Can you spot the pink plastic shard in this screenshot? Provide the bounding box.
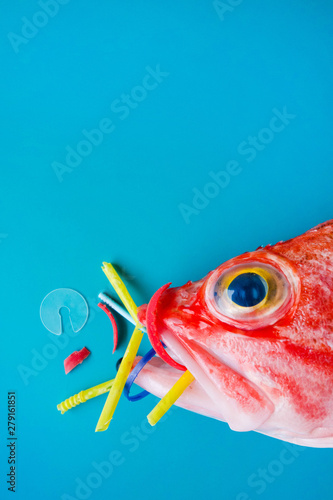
[64,347,90,374]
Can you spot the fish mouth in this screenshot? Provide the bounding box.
[137,287,230,422]
[134,330,274,431]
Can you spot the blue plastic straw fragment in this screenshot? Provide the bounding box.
[124,347,156,401]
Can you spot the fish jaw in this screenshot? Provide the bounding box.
[134,327,274,432]
[163,330,274,432]
[133,355,226,422]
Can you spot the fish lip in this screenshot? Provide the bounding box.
[145,282,187,371]
[203,250,301,330]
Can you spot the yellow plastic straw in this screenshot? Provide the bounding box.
[96,325,143,432]
[101,262,138,323]
[147,370,195,426]
[95,262,144,431]
[57,379,114,414]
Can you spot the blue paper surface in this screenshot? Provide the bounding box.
[1,1,333,499]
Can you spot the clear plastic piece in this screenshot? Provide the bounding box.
[40,288,89,335]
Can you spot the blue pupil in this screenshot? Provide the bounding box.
[227,272,267,307]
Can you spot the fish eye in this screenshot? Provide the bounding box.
[226,272,268,307]
[206,261,296,330]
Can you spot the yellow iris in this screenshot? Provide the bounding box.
[216,267,272,310]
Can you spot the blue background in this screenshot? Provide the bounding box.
[1,1,333,499]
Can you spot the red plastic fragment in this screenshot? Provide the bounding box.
[146,283,186,371]
[64,347,90,374]
[98,302,119,353]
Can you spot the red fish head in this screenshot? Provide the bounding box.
[136,220,333,447]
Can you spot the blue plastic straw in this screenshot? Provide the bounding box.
[124,347,156,401]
